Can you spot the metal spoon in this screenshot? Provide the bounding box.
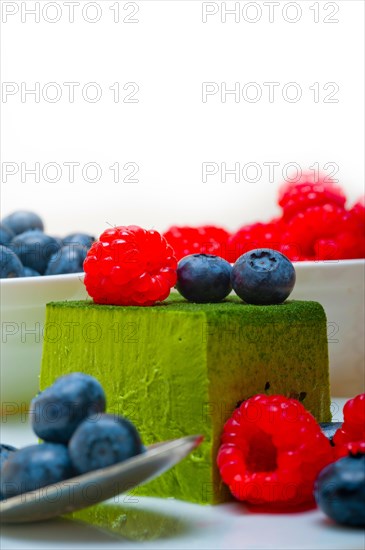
[0,434,203,524]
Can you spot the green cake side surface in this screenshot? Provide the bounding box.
[39,296,331,505]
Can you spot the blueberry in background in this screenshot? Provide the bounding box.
[69,414,144,474]
[0,443,74,499]
[315,454,365,527]
[176,253,232,303]
[31,372,106,443]
[2,210,44,235]
[45,244,88,275]
[0,224,15,247]
[53,236,64,250]
[63,233,95,250]
[10,230,61,274]
[23,266,41,277]
[231,248,296,305]
[0,444,17,468]
[319,422,343,446]
[0,444,18,500]
[0,245,25,278]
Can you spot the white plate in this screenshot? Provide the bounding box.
[1,400,363,550]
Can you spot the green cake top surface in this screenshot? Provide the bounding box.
[47,293,326,324]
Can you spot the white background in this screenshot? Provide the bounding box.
[1,0,364,238]
[1,7,364,548]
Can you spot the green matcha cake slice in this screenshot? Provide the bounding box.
[40,295,331,504]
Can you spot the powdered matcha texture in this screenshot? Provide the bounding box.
[40,295,331,504]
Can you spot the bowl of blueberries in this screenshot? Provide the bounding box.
[0,211,92,407]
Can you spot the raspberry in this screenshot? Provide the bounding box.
[335,441,365,460]
[227,219,284,263]
[343,393,365,428]
[84,225,177,306]
[313,232,365,261]
[163,225,229,261]
[349,196,365,232]
[278,174,347,221]
[281,204,350,259]
[333,394,365,457]
[217,394,334,507]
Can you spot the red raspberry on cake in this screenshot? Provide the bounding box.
[217,394,334,507]
[83,225,177,306]
[163,225,229,261]
[333,394,365,458]
[278,173,347,221]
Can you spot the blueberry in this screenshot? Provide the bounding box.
[23,266,41,277]
[53,236,64,249]
[45,244,87,275]
[10,230,61,274]
[176,254,232,303]
[0,444,17,468]
[63,233,95,250]
[2,211,44,235]
[69,414,143,474]
[0,444,18,500]
[231,248,296,305]
[0,245,24,278]
[31,373,106,444]
[0,224,15,247]
[315,454,365,527]
[319,422,343,446]
[0,443,74,499]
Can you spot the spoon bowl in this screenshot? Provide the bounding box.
[0,434,203,524]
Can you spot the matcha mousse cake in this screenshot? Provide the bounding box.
[40,294,331,504]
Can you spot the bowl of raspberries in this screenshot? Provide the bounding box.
[162,174,364,263]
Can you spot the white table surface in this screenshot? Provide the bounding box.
[1,399,364,550]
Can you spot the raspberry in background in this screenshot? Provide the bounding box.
[163,225,230,261]
[278,175,364,260]
[227,219,284,263]
[84,225,177,306]
[349,196,365,231]
[163,180,364,262]
[280,204,351,260]
[314,231,365,261]
[333,394,365,458]
[217,394,334,507]
[278,173,347,221]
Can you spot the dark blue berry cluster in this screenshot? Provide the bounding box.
[0,211,94,278]
[0,373,143,500]
[175,249,296,305]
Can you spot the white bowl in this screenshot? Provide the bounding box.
[1,260,364,410]
[291,259,365,397]
[0,273,88,411]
